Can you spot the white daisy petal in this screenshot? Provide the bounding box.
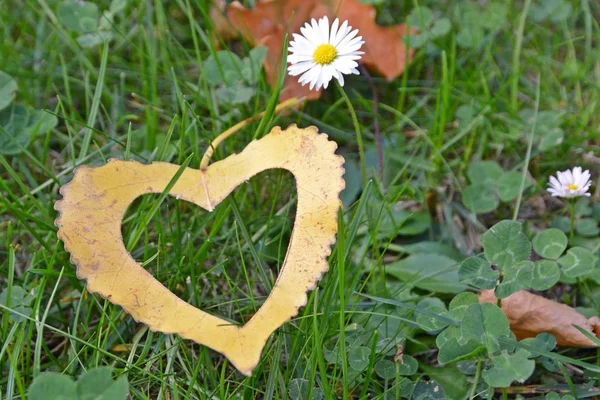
[336,29,360,49]
[310,18,319,31]
[329,18,339,44]
[549,176,561,189]
[338,39,365,54]
[291,34,314,50]
[337,73,344,86]
[288,54,313,63]
[557,171,568,186]
[287,16,364,91]
[317,16,328,43]
[579,170,591,186]
[547,166,593,199]
[302,22,319,44]
[288,61,315,76]
[313,65,324,90]
[566,169,574,184]
[337,55,362,64]
[332,20,349,46]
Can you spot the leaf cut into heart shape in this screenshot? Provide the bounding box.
[221,0,414,100]
[55,125,344,376]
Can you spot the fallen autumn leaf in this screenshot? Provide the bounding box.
[479,289,600,347]
[223,0,414,99]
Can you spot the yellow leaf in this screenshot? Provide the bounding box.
[55,125,344,375]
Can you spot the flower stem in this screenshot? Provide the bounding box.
[336,81,367,187]
[569,199,576,242]
[360,65,383,179]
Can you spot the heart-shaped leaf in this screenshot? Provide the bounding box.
[369,197,431,238]
[28,367,128,400]
[558,246,596,278]
[546,394,575,400]
[0,104,58,155]
[495,171,530,202]
[288,378,323,400]
[461,303,511,354]
[374,359,396,379]
[482,349,535,388]
[448,292,479,320]
[462,184,499,214]
[348,346,371,372]
[75,367,128,400]
[385,254,466,294]
[77,31,113,48]
[530,0,572,23]
[242,46,267,84]
[0,70,17,111]
[0,285,34,322]
[468,161,504,186]
[533,228,568,259]
[482,220,531,269]
[55,125,344,376]
[412,380,447,400]
[28,373,77,400]
[204,50,244,86]
[436,325,460,350]
[57,0,99,33]
[458,256,498,289]
[520,333,556,354]
[538,128,564,150]
[531,260,561,290]
[416,298,450,332]
[495,261,534,299]
[437,337,486,364]
[575,218,600,237]
[398,354,418,375]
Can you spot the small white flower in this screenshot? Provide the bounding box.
[547,166,592,198]
[287,16,364,90]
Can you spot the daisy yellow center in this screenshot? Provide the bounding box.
[313,44,337,65]
[567,184,579,191]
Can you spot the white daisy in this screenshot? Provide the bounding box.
[287,16,364,91]
[547,166,592,198]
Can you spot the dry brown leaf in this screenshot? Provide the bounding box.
[209,0,240,43]
[327,0,415,81]
[225,0,414,100]
[55,125,344,376]
[479,290,600,347]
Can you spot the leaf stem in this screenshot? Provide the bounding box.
[200,97,304,170]
[336,81,367,187]
[469,360,482,399]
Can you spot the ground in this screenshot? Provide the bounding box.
[0,0,599,399]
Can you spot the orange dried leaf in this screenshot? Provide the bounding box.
[209,0,240,43]
[225,0,414,100]
[329,0,415,81]
[479,290,600,347]
[55,125,345,376]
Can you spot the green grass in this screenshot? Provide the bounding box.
[1,0,600,399]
